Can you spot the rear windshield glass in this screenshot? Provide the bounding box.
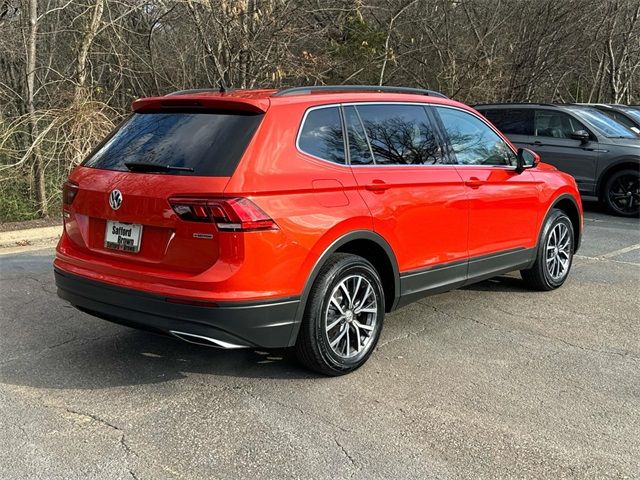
[619,107,640,123]
[83,111,263,176]
[481,109,534,136]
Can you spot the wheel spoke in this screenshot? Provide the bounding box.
[559,226,568,243]
[326,315,345,331]
[354,320,373,332]
[330,327,347,348]
[357,307,377,314]
[345,326,350,356]
[559,257,568,271]
[361,285,373,304]
[354,324,362,352]
[330,296,346,315]
[352,276,362,306]
[339,281,352,307]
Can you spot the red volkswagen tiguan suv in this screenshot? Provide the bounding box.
[55,85,583,375]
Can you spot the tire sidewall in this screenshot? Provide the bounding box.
[309,258,385,373]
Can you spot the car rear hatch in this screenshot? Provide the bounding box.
[61,96,268,276]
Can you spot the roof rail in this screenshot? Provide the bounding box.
[473,102,560,108]
[273,85,448,99]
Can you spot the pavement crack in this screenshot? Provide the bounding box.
[64,407,122,431]
[334,438,358,475]
[121,434,138,458]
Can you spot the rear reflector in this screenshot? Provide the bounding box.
[168,197,277,232]
[63,180,79,205]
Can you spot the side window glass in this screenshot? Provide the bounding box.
[298,107,345,164]
[436,107,516,166]
[355,104,443,165]
[534,110,586,139]
[343,106,374,165]
[482,109,534,135]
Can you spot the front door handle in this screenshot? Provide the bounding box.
[533,141,545,146]
[464,177,483,188]
[365,180,391,192]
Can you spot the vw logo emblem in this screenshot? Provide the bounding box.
[109,189,123,210]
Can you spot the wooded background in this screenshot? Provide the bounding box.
[1,0,639,221]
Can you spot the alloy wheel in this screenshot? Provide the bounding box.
[608,173,639,215]
[324,274,378,359]
[545,222,571,281]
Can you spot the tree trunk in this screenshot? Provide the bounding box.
[74,0,104,103]
[26,0,47,217]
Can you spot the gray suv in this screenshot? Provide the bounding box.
[475,103,640,216]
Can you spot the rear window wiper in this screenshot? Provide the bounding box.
[124,162,194,173]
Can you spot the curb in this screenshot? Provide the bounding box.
[0,225,62,251]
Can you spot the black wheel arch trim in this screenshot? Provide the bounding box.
[287,230,400,346]
[595,158,640,197]
[527,193,582,269]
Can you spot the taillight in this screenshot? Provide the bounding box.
[168,197,278,232]
[63,180,79,205]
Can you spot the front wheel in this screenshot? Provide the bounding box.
[521,209,574,291]
[295,253,385,376]
[602,169,639,217]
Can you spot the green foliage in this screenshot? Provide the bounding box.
[0,179,39,222]
[329,15,386,84]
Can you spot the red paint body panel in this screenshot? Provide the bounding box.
[454,168,540,257]
[350,165,468,270]
[55,89,583,308]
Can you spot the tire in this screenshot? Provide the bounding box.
[521,209,574,291]
[295,253,385,376]
[602,168,640,217]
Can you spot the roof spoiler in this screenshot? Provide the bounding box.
[132,95,268,114]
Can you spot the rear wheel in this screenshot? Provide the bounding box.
[295,253,384,376]
[521,209,574,291]
[602,169,639,217]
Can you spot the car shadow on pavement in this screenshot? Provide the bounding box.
[0,320,316,391]
[461,274,532,293]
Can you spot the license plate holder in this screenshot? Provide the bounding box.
[104,221,143,253]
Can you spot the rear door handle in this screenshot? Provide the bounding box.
[365,180,391,192]
[464,177,483,189]
[533,141,545,146]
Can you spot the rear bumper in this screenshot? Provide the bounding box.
[54,268,300,348]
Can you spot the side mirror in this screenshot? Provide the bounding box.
[570,130,590,143]
[516,148,540,174]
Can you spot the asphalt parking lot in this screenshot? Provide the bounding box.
[1,202,638,479]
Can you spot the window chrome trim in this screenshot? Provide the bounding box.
[295,101,517,169]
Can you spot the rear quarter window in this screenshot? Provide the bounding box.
[297,107,345,164]
[481,109,534,135]
[83,111,263,176]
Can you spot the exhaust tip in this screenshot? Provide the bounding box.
[169,330,248,349]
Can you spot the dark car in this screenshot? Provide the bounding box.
[585,104,640,136]
[475,103,640,216]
